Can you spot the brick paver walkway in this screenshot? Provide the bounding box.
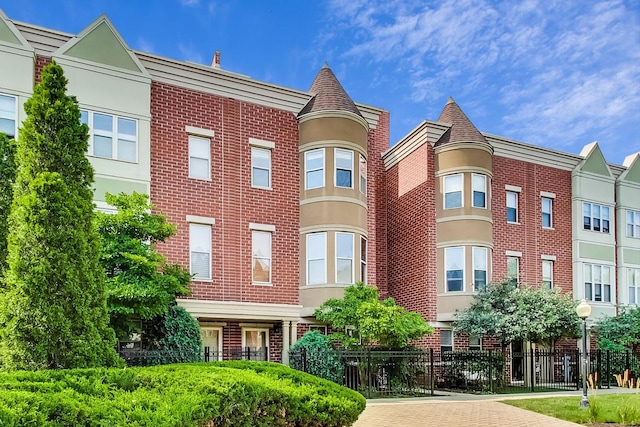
[353,399,580,427]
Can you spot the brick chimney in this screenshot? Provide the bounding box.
[211,51,221,69]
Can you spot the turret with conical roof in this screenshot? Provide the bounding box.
[434,98,494,323]
[297,64,369,317]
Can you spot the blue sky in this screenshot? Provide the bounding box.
[3,0,639,165]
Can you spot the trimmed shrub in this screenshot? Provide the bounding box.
[0,361,366,426]
[141,305,203,365]
[289,331,343,383]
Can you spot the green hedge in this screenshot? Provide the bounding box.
[0,361,366,426]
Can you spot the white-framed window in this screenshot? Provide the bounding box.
[584,264,611,303]
[542,197,553,228]
[628,268,640,305]
[627,210,640,238]
[469,334,482,351]
[507,192,518,223]
[252,230,271,284]
[188,135,211,180]
[202,327,223,362]
[336,232,354,284]
[0,94,17,138]
[472,174,487,208]
[473,247,488,292]
[542,260,553,289]
[335,149,353,188]
[359,154,367,195]
[360,236,367,283]
[583,202,610,233]
[444,174,463,209]
[251,147,271,189]
[190,223,211,280]
[309,325,328,335]
[242,328,269,361]
[440,330,453,353]
[306,232,326,285]
[445,246,464,292]
[80,110,137,162]
[507,256,519,285]
[305,149,324,190]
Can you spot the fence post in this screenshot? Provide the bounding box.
[626,350,631,374]
[367,349,372,399]
[596,349,601,389]
[430,348,435,396]
[488,349,493,393]
[606,350,610,389]
[530,349,535,392]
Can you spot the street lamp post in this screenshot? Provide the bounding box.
[576,298,592,408]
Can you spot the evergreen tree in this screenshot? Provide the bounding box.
[0,61,121,370]
[0,133,16,273]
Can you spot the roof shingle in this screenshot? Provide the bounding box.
[298,63,363,118]
[435,97,487,147]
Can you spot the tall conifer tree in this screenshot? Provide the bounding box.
[0,61,121,370]
[0,133,16,273]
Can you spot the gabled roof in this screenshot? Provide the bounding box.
[0,8,33,51]
[618,152,640,183]
[575,142,613,178]
[298,63,363,118]
[434,97,487,147]
[53,14,148,75]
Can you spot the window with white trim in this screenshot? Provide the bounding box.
[507,256,519,285]
[80,110,137,162]
[0,94,16,138]
[627,210,640,238]
[189,135,211,179]
[472,174,486,208]
[335,149,353,188]
[190,223,211,280]
[359,154,367,195]
[542,260,553,289]
[251,147,271,188]
[444,174,463,208]
[336,232,354,284]
[542,197,553,228]
[305,149,324,190]
[252,230,271,284]
[242,328,269,360]
[469,334,481,351]
[473,247,488,292]
[360,236,367,283]
[584,264,611,303]
[628,268,640,305]
[507,192,518,223]
[583,202,610,233]
[440,330,453,353]
[306,232,326,284]
[309,325,328,335]
[445,247,464,292]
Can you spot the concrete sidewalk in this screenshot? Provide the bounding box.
[353,388,639,427]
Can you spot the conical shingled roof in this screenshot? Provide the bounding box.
[434,97,487,147]
[298,63,363,118]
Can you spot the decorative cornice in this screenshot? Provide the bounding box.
[299,140,367,157]
[436,241,494,249]
[177,299,302,321]
[435,166,493,178]
[299,224,368,237]
[436,215,493,224]
[434,140,493,155]
[300,196,367,210]
[298,110,369,132]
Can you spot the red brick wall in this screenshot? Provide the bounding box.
[150,82,300,305]
[386,141,437,324]
[492,156,573,294]
[368,112,390,297]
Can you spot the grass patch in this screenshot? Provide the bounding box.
[503,393,640,425]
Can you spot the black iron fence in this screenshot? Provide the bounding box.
[118,347,269,366]
[289,347,640,398]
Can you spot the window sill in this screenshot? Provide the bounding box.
[251,185,272,190]
[542,226,555,230]
[192,278,213,283]
[507,221,520,225]
[252,282,273,287]
[188,176,213,182]
[89,154,139,165]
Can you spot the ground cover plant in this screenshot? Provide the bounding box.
[503,393,640,425]
[0,361,366,426]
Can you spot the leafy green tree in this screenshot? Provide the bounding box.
[454,280,579,350]
[314,282,434,349]
[0,133,16,273]
[595,307,640,353]
[95,192,191,340]
[0,61,121,370]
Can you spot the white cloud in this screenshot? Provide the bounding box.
[136,37,154,54]
[178,43,204,64]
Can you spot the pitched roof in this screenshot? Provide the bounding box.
[434,97,487,147]
[298,63,363,118]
